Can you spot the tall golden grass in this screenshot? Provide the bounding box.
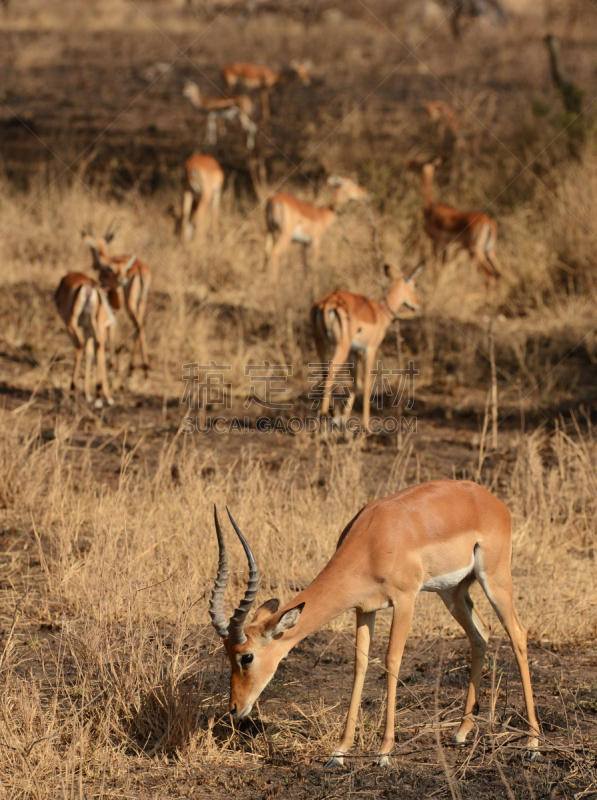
[1,0,597,795]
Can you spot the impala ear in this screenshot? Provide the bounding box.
[124,253,136,273]
[384,263,399,279]
[252,598,279,624]
[264,603,304,641]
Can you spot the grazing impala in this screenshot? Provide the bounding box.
[264,177,369,281]
[182,81,257,150]
[176,154,224,242]
[82,227,152,376]
[408,157,501,286]
[311,264,423,429]
[54,272,116,408]
[221,60,312,120]
[209,490,539,767]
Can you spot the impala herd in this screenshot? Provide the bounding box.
[50,61,541,767]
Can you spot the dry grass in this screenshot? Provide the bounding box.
[1,0,597,796]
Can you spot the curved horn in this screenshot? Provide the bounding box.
[226,507,259,646]
[209,506,230,639]
[406,262,425,283]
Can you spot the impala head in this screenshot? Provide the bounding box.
[289,59,313,86]
[407,156,442,182]
[210,507,304,719]
[82,224,119,263]
[95,253,136,288]
[385,263,424,314]
[327,175,370,207]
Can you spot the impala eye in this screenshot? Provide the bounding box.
[240,653,254,667]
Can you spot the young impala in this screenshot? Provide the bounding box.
[209,484,540,767]
[176,154,224,242]
[82,227,152,376]
[54,272,116,408]
[221,60,312,121]
[408,157,501,286]
[311,264,423,429]
[182,81,257,150]
[264,176,369,281]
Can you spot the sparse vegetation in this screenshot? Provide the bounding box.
[0,0,596,797]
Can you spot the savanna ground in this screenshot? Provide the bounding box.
[1,0,597,797]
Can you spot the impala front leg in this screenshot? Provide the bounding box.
[377,594,415,767]
[327,610,375,768]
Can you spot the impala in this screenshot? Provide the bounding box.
[54,272,116,408]
[311,263,423,429]
[82,227,152,376]
[182,81,257,150]
[264,177,369,281]
[424,100,459,138]
[221,60,312,121]
[209,485,540,767]
[408,157,501,286]
[176,154,225,242]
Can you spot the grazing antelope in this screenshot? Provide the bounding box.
[54,272,116,408]
[221,60,312,121]
[408,157,501,286]
[182,81,257,150]
[311,264,423,430]
[175,154,224,242]
[264,177,369,281]
[82,227,152,376]
[209,490,539,767]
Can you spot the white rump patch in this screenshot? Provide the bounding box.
[420,552,475,593]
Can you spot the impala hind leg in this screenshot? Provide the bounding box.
[439,579,491,745]
[320,343,351,421]
[326,610,376,768]
[181,189,196,241]
[476,554,539,750]
[377,593,416,766]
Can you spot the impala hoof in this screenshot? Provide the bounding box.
[106,397,115,407]
[524,743,541,762]
[93,398,103,409]
[325,754,344,769]
[85,394,93,404]
[376,754,390,768]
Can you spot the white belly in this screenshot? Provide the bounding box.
[420,553,474,593]
[292,224,312,244]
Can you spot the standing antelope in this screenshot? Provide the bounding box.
[177,154,224,242]
[311,264,423,429]
[82,227,152,376]
[408,157,500,286]
[54,272,116,408]
[265,177,369,282]
[209,488,539,767]
[182,81,257,150]
[221,60,312,121]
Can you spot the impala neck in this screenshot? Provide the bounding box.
[384,281,409,320]
[275,555,363,651]
[421,166,435,206]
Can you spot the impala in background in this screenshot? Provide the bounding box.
[264,175,369,281]
[221,60,312,120]
[82,226,152,376]
[408,157,501,286]
[183,81,257,150]
[54,272,116,408]
[311,263,423,430]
